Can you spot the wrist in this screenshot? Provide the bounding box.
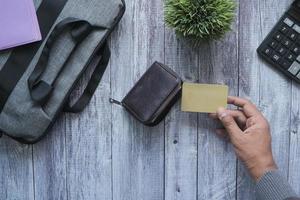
[248,156,277,182]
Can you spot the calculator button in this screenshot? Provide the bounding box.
[297,72,300,80]
[280,59,291,69]
[279,25,289,34]
[297,55,300,62]
[274,33,283,41]
[269,40,278,49]
[288,61,300,75]
[286,53,296,62]
[277,46,287,55]
[284,18,295,27]
[263,47,272,56]
[271,53,281,62]
[282,38,292,48]
[293,24,300,34]
[288,31,298,41]
[292,45,300,55]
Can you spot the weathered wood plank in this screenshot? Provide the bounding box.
[33,14,113,200]
[197,12,239,200]
[1,1,298,200]
[33,118,67,200]
[258,0,292,181]
[110,0,165,199]
[237,0,262,199]
[63,65,113,199]
[288,0,300,194]
[164,34,198,200]
[238,1,293,199]
[289,82,300,194]
[33,24,115,200]
[0,139,34,200]
[33,43,113,200]
[289,11,300,190]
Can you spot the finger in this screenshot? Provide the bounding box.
[227,110,247,127]
[217,107,243,139]
[227,96,260,117]
[243,123,262,134]
[210,110,247,128]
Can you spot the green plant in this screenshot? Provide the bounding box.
[165,0,236,42]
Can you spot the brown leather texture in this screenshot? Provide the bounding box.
[122,62,182,125]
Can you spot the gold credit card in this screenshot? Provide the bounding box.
[181,83,228,113]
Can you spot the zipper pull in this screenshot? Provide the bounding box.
[109,98,123,106]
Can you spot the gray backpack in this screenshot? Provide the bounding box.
[0,0,125,143]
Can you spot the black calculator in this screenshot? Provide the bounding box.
[257,0,300,83]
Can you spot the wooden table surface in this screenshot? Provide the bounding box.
[1,0,299,199]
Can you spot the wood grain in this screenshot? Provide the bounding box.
[32,25,113,200]
[33,119,67,200]
[259,0,292,179]
[64,67,113,200]
[238,1,294,199]
[0,139,34,200]
[32,3,113,200]
[196,4,239,199]
[289,82,300,194]
[237,0,262,199]
[110,0,165,199]
[1,0,300,199]
[289,1,300,194]
[164,30,198,200]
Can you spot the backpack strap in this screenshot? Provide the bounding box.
[28,18,106,105]
[63,41,110,113]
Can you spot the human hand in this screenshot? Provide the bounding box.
[209,96,277,181]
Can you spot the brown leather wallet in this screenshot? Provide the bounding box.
[110,61,182,126]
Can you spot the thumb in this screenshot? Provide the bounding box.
[217,107,243,138]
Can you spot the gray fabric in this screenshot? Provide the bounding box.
[0,50,10,70]
[0,0,124,142]
[256,170,298,200]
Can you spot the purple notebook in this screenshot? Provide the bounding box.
[0,0,41,50]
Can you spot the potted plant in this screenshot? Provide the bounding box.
[165,0,236,42]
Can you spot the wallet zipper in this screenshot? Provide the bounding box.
[109,98,123,106]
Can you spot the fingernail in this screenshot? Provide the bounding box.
[217,107,227,119]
